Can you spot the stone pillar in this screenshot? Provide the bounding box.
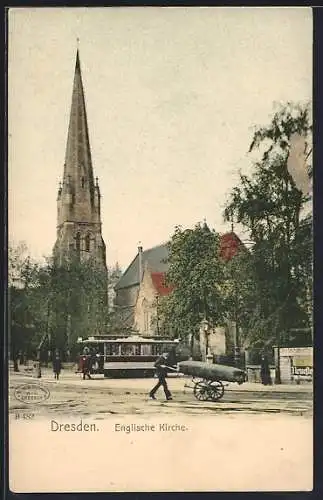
[273,346,281,384]
[200,319,209,362]
[206,352,213,364]
[245,348,249,381]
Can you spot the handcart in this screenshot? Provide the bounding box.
[184,377,227,402]
[178,360,246,403]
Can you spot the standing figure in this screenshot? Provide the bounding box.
[149,349,177,401]
[18,350,24,365]
[53,351,62,380]
[81,354,92,380]
[260,354,272,386]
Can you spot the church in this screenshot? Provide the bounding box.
[114,243,169,331]
[114,231,244,344]
[50,50,108,351]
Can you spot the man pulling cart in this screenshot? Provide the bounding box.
[149,348,178,401]
[148,344,246,402]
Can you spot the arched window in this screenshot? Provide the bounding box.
[85,233,91,252]
[75,233,81,254]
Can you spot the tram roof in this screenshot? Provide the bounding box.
[77,335,179,344]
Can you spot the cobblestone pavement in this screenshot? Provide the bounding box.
[9,370,313,419]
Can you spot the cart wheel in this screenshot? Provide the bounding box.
[208,380,224,401]
[193,381,209,401]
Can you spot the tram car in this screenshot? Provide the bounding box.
[76,335,184,378]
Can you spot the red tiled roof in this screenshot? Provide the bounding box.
[219,232,244,261]
[151,272,173,296]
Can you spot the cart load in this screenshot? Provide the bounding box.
[178,360,246,384]
[178,360,246,402]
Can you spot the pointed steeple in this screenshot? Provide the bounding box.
[54,50,107,271]
[63,49,95,203]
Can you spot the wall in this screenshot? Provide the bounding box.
[278,346,313,384]
[54,221,106,270]
[134,270,158,336]
[199,325,226,361]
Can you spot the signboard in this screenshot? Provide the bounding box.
[279,346,313,382]
[291,365,313,377]
[280,347,312,357]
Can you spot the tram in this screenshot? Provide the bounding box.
[76,335,180,378]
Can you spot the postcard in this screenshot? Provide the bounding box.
[8,6,313,492]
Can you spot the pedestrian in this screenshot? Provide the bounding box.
[260,353,272,386]
[18,350,24,365]
[149,349,177,401]
[53,351,62,380]
[81,354,92,380]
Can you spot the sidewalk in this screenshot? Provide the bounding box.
[9,367,313,393]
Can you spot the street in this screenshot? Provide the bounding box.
[9,368,313,419]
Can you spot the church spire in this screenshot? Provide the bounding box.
[63,49,94,199]
[54,50,107,270]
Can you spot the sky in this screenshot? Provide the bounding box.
[8,7,312,269]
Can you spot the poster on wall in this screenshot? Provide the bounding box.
[280,347,313,382]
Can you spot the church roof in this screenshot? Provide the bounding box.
[219,231,245,261]
[115,243,169,290]
[115,231,245,290]
[151,272,173,296]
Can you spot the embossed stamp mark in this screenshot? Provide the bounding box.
[14,383,50,405]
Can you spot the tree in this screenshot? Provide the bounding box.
[220,245,256,350]
[44,255,109,357]
[224,101,312,348]
[160,223,226,354]
[8,242,42,369]
[8,242,112,363]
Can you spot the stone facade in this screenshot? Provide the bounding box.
[53,50,107,271]
[134,268,159,336]
[199,324,226,361]
[133,266,173,337]
[114,244,169,330]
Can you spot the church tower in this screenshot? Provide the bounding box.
[54,50,107,270]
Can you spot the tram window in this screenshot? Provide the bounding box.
[121,344,134,356]
[111,344,120,356]
[152,344,162,355]
[105,344,113,355]
[162,344,173,353]
[141,344,152,356]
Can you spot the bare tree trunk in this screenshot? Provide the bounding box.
[190,331,194,359]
